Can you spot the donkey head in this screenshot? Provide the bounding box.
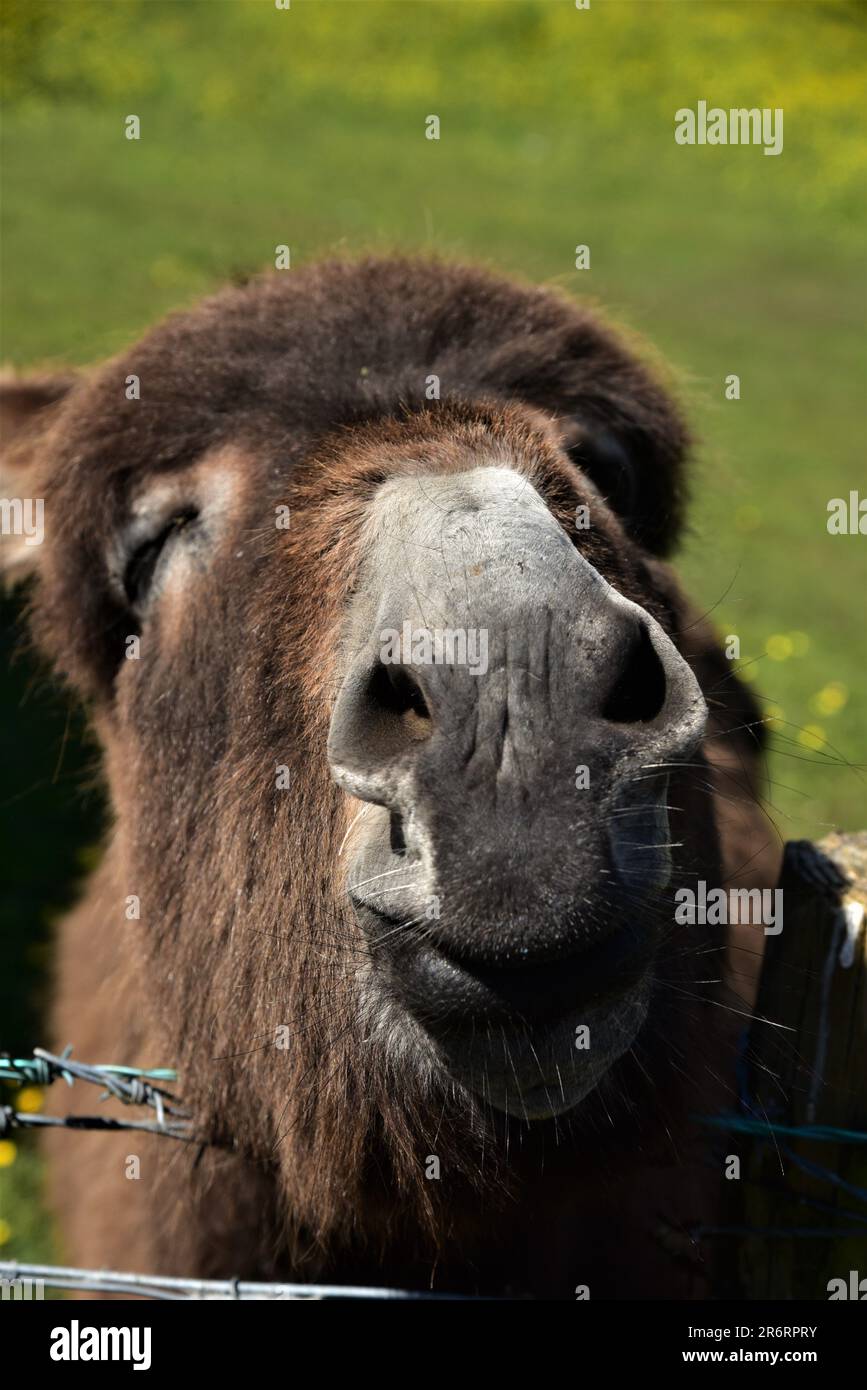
[2,260,723,1240]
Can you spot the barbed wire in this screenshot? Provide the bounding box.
[0,1110,194,1141]
[0,1047,489,1300]
[0,1261,482,1301]
[0,1045,194,1142]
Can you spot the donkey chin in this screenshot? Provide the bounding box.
[328,466,708,1120]
[352,882,657,1121]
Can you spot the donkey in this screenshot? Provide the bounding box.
[1,257,780,1298]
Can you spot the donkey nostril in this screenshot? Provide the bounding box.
[601,622,668,724]
[327,657,434,798]
[369,661,431,726]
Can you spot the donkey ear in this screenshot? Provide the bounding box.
[551,414,687,558]
[0,370,76,582]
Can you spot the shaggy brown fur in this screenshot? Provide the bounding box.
[1,258,781,1298]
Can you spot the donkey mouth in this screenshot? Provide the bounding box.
[351,892,656,1119]
[352,895,655,1026]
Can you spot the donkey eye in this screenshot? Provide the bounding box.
[122,508,198,609]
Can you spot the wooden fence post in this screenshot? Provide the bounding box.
[729,832,867,1299]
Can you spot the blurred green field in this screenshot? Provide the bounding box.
[1,0,865,1271]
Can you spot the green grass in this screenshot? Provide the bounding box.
[1,0,865,1268]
